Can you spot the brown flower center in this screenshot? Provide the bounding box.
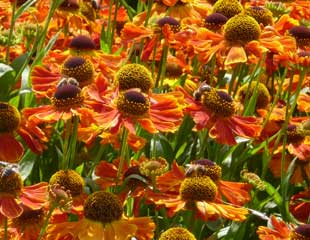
[180,176,217,202]
[49,170,84,197]
[123,166,149,189]
[213,0,243,19]
[69,35,96,51]
[13,208,45,228]
[157,16,181,33]
[0,167,23,196]
[51,79,84,110]
[116,90,150,117]
[289,26,310,48]
[286,125,304,143]
[204,13,228,31]
[159,227,197,240]
[201,87,235,117]
[116,64,153,93]
[61,57,94,86]
[290,225,310,240]
[139,157,168,177]
[245,6,273,26]
[84,191,123,224]
[0,102,21,133]
[224,14,261,45]
[58,0,80,12]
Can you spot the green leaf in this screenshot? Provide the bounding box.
[0,63,14,78]
[15,0,37,19]
[11,53,29,74]
[19,149,36,180]
[175,142,187,160]
[264,181,283,207]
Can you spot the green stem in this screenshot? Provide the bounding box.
[155,44,169,90]
[117,127,129,180]
[37,205,56,240]
[5,1,16,63]
[144,0,154,27]
[62,118,72,170]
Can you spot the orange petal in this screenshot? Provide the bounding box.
[0,197,23,218]
[225,46,247,66]
[0,134,24,163]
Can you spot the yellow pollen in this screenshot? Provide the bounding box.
[245,6,273,26]
[180,176,217,202]
[0,102,21,133]
[116,90,150,117]
[139,157,168,177]
[116,64,153,93]
[224,14,261,45]
[159,227,197,240]
[61,57,94,87]
[0,167,23,196]
[49,170,84,197]
[236,81,271,109]
[201,88,235,117]
[213,0,243,19]
[84,191,123,224]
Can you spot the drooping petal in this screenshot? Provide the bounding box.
[0,133,24,163]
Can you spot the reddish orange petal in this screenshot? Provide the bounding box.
[20,182,48,209]
[0,197,22,218]
[0,134,24,163]
[209,119,236,145]
[218,180,252,206]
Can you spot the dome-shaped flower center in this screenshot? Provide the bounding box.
[204,13,228,31]
[69,35,96,51]
[0,167,23,196]
[236,81,271,109]
[13,208,44,228]
[80,2,97,21]
[58,0,80,11]
[180,176,217,201]
[201,87,235,117]
[61,57,94,86]
[224,14,261,44]
[0,102,21,133]
[290,225,310,240]
[192,159,222,181]
[159,227,197,240]
[116,64,153,93]
[139,157,168,177]
[286,124,304,143]
[213,0,243,19]
[116,90,150,117]
[123,166,149,189]
[84,191,123,224]
[49,170,84,197]
[298,51,310,57]
[245,6,273,26]
[157,16,181,33]
[165,62,183,78]
[51,79,84,110]
[289,26,310,48]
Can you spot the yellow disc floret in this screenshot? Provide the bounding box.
[0,102,21,133]
[213,0,243,19]
[116,90,150,117]
[236,81,271,109]
[0,167,23,196]
[84,191,123,224]
[201,87,235,117]
[290,225,310,240]
[159,227,197,240]
[224,14,261,45]
[61,57,94,86]
[180,176,217,202]
[116,64,153,93]
[49,170,84,197]
[245,6,273,26]
[139,157,168,177]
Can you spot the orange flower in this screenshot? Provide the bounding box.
[181,84,261,145]
[297,92,310,112]
[0,102,24,162]
[147,160,250,221]
[289,189,310,223]
[257,215,310,240]
[269,152,310,184]
[24,78,97,124]
[0,166,47,219]
[94,88,184,135]
[46,191,155,240]
[191,14,296,68]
